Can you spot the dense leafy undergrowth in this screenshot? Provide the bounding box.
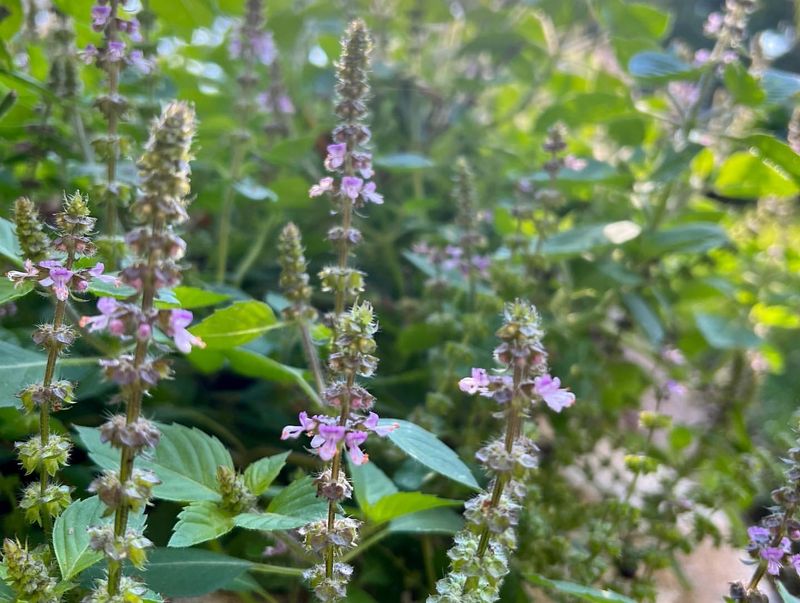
[1,1,800,602]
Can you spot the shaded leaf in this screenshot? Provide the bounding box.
[388,508,464,535]
[244,452,289,496]
[168,501,235,547]
[715,152,799,198]
[622,293,664,345]
[0,217,23,267]
[374,153,435,171]
[349,460,398,509]
[365,492,461,524]
[266,476,327,521]
[140,548,251,598]
[233,511,311,532]
[526,573,636,603]
[76,422,233,502]
[379,419,479,490]
[628,51,698,82]
[694,312,760,350]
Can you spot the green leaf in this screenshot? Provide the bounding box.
[233,511,311,532]
[139,548,251,598]
[262,136,317,167]
[75,422,233,502]
[223,348,321,406]
[0,341,98,408]
[739,134,800,183]
[54,496,145,581]
[723,63,765,107]
[777,582,800,603]
[0,217,23,266]
[598,0,671,40]
[541,221,641,257]
[0,279,32,304]
[379,419,479,490]
[644,223,729,255]
[694,312,760,350]
[171,286,231,309]
[365,492,461,524]
[349,460,398,509]
[374,153,435,171]
[628,52,698,82]
[622,293,664,345]
[168,501,235,547]
[244,452,289,496]
[388,508,464,535]
[526,573,636,603]
[715,152,799,198]
[762,69,800,104]
[189,301,280,349]
[265,476,327,521]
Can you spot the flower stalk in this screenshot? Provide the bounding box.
[79,102,199,601]
[7,193,110,548]
[429,300,576,602]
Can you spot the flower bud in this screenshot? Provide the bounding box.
[13,198,49,262]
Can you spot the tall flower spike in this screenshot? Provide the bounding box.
[81,101,197,602]
[278,222,325,395]
[282,20,396,602]
[83,0,151,260]
[430,300,574,603]
[452,158,488,308]
[6,192,108,552]
[0,539,57,603]
[13,197,49,262]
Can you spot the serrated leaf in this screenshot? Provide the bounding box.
[54,496,145,581]
[365,492,461,524]
[526,573,636,603]
[388,508,464,535]
[189,301,280,349]
[379,419,479,490]
[168,501,235,547]
[233,511,311,532]
[244,452,289,496]
[266,476,327,521]
[75,422,233,502]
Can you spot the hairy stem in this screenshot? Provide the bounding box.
[104,0,121,260]
[107,215,164,596]
[300,322,326,397]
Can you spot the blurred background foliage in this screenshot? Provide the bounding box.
[1,0,800,601]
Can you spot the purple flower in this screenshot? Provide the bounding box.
[107,40,126,62]
[360,181,383,205]
[167,309,204,353]
[80,297,119,332]
[123,18,142,42]
[761,546,785,576]
[564,155,587,171]
[252,32,277,66]
[311,424,345,461]
[534,375,576,412]
[88,262,118,285]
[790,554,800,573]
[309,177,334,197]
[7,260,39,285]
[459,368,489,394]
[363,412,398,436]
[748,526,771,545]
[345,430,368,465]
[325,143,347,171]
[693,49,711,66]
[39,263,74,301]
[91,5,112,30]
[281,411,317,440]
[129,50,154,74]
[79,44,99,65]
[703,12,723,36]
[341,176,363,200]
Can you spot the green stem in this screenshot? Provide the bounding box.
[339,528,389,564]
[107,214,164,597]
[215,143,246,284]
[299,322,326,397]
[232,214,276,287]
